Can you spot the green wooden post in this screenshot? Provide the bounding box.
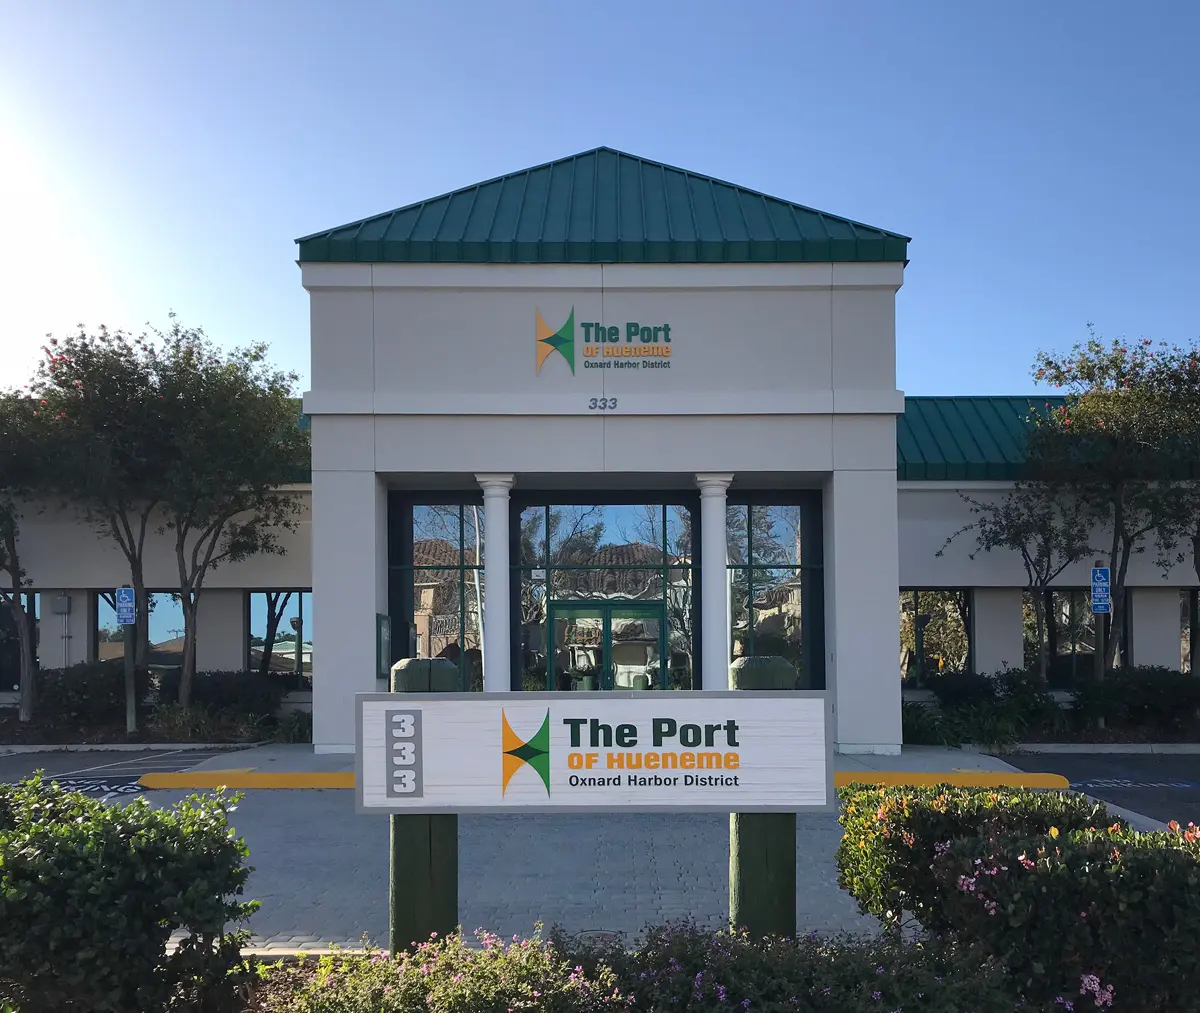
[728,656,797,938]
[389,657,459,954]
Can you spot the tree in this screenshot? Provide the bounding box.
[0,392,56,721]
[30,327,172,668]
[1032,331,1200,669]
[939,482,1093,679]
[150,318,309,706]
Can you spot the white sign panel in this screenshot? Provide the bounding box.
[356,691,831,814]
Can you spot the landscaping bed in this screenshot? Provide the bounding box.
[903,666,1200,748]
[0,660,312,745]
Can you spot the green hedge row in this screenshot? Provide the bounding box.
[838,783,1200,1011]
[34,660,288,726]
[0,776,256,1012]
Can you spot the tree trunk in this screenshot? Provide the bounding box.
[1031,588,1049,682]
[3,597,37,723]
[178,592,198,708]
[259,591,291,675]
[131,562,150,668]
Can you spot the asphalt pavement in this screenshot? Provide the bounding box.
[0,749,236,799]
[1003,752,1200,826]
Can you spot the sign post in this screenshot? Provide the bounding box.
[1091,563,1111,690]
[115,586,137,733]
[387,658,459,954]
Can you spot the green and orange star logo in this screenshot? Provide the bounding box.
[501,709,551,796]
[536,307,575,375]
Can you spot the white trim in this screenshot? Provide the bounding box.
[303,389,906,417]
[897,480,1017,491]
[301,262,905,292]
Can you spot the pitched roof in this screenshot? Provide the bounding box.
[296,147,909,265]
[896,396,1059,481]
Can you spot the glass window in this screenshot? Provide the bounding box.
[96,593,123,659]
[517,503,696,691]
[900,590,971,685]
[1183,590,1197,673]
[1022,589,1128,688]
[405,504,485,691]
[249,590,313,689]
[728,499,823,690]
[0,592,36,689]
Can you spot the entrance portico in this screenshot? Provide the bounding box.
[299,146,908,756]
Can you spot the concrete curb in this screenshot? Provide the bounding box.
[999,743,1200,755]
[1086,796,1169,832]
[0,741,264,754]
[140,770,1071,791]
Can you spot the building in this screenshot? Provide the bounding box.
[3,148,1197,753]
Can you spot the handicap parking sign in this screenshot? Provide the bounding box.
[115,587,136,625]
[1090,567,1111,615]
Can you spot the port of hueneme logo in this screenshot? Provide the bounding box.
[501,709,551,796]
[535,307,575,375]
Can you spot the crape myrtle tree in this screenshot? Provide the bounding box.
[31,327,172,668]
[1030,330,1200,670]
[151,319,309,706]
[0,391,59,721]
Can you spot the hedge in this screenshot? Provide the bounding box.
[0,776,257,1012]
[837,784,1118,931]
[931,822,1200,1011]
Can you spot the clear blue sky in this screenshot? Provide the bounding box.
[2,0,1197,396]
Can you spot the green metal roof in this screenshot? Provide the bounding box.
[296,146,909,265]
[896,396,1062,481]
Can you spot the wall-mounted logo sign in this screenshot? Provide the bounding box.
[535,307,674,376]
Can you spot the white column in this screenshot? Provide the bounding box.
[696,473,733,690]
[971,588,1025,674]
[476,473,514,692]
[311,469,387,753]
[1130,587,1183,669]
[825,469,902,754]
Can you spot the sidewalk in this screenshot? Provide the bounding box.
[140,743,1069,790]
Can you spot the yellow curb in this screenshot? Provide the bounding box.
[834,772,1069,789]
[139,772,355,789]
[139,771,1069,791]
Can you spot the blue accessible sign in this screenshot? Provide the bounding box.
[1090,567,1111,615]
[115,586,136,626]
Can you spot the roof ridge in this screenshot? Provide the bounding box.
[296,146,911,247]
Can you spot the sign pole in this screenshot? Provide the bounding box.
[115,585,138,734]
[728,658,796,938]
[389,658,459,954]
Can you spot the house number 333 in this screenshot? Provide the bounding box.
[587,397,618,411]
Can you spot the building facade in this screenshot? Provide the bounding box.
[3,149,1197,751]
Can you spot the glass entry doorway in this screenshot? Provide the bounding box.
[545,601,666,691]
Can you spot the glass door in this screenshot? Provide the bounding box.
[546,602,667,690]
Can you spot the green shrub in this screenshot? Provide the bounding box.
[837,784,1118,932]
[1074,666,1200,733]
[272,708,313,743]
[255,927,628,1013]
[35,659,151,726]
[939,699,1025,747]
[0,776,256,1012]
[923,670,997,707]
[155,668,287,717]
[901,701,944,744]
[931,822,1200,1011]
[551,920,1023,1013]
[148,702,269,743]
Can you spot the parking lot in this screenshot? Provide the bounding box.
[0,749,239,800]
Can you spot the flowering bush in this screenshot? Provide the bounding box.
[930,822,1200,1011]
[552,920,1024,1012]
[837,785,1118,931]
[255,928,629,1013]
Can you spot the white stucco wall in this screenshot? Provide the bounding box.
[303,261,907,753]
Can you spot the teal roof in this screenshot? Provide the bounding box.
[897,396,1060,481]
[296,147,909,265]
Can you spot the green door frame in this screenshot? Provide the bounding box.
[545,600,668,690]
